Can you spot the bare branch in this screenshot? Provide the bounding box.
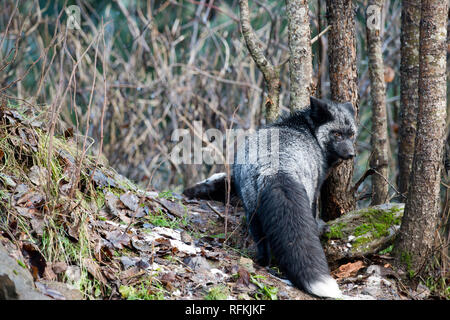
[238,0,280,123]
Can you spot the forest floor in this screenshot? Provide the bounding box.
[0,102,440,300]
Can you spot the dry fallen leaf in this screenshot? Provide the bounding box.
[119,266,144,281]
[64,127,74,139]
[16,192,46,209]
[157,198,187,218]
[29,166,47,186]
[52,261,68,274]
[30,217,45,236]
[105,192,120,217]
[82,258,108,285]
[120,191,139,212]
[43,265,57,281]
[236,267,250,286]
[105,230,131,249]
[160,271,176,284]
[333,261,365,279]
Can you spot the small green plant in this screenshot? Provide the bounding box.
[16,260,27,269]
[250,275,278,300]
[146,208,173,228]
[146,207,188,229]
[269,266,281,275]
[119,280,166,300]
[205,285,230,300]
[158,190,176,201]
[425,277,450,299]
[378,244,393,255]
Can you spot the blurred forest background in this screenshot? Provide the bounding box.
[0,0,415,194]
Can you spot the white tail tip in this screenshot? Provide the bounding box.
[308,276,342,299]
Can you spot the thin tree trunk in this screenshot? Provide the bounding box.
[317,0,324,99]
[366,0,389,205]
[320,0,358,220]
[394,0,448,275]
[286,0,313,111]
[238,0,280,123]
[398,0,421,196]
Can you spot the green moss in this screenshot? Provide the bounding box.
[325,222,346,239]
[363,207,402,227]
[373,222,390,238]
[352,236,372,248]
[357,207,401,239]
[400,251,416,278]
[349,207,403,253]
[354,224,371,237]
[326,206,402,246]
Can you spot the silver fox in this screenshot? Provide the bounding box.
[233,97,357,298]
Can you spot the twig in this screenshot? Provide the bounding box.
[206,201,225,221]
[311,25,332,45]
[352,168,375,194]
[278,25,332,68]
[88,20,109,189]
[171,63,262,92]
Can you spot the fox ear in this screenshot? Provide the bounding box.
[341,102,355,118]
[310,96,333,125]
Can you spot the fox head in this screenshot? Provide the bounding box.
[309,97,357,164]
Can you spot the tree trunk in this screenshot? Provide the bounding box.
[366,0,389,205]
[286,0,313,111]
[316,0,326,99]
[320,0,358,221]
[397,0,421,196]
[394,0,447,276]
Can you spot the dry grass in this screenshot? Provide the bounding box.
[0,0,404,191]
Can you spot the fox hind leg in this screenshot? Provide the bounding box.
[247,210,271,266]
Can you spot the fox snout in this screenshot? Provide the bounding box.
[342,151,355,160]
[338,141,355,160]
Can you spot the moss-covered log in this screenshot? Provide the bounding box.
[323,203,404,263]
